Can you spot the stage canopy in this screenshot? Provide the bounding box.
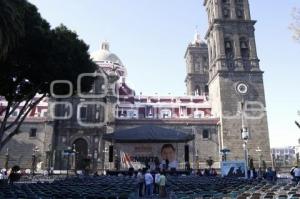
[103,125,194,143]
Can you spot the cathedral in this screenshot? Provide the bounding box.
[0,0,271,172]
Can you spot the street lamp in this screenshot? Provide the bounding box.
[195,154,199,170]
[238,89,249,179]
[47,144,52,175]
[73,144,77,174]
[220,148,230,161]
[32,146,39,176]
[255,146,262,168]
[65,146,75,177]
[102,147,109,171]
[242,128,249,179]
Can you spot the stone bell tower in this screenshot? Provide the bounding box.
[204,0,271,165]
[184,32,209,96]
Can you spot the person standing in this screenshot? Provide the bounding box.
[154,170,160,194]
[137,169,144,197]
[159,171,167,197]
[264,167,276,183]
[144,170,153,196]
[293,166,300,182]
[257,167,263,180]
[290,166,296,178]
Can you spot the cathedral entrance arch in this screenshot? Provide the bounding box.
[73,138,88,170]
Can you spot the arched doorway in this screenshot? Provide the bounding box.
[73,138,88,170]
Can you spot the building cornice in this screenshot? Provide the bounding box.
[115,118,219,126]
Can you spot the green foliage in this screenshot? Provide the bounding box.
[0,1,51,102]
[0,4,97,100]
[0,0,97,150]
[0,0,25,61]
[48,25,97,95]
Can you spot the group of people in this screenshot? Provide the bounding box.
[245,167,277,182]
[191,168,218,176]
[137,169,167,197]
[0,167,22,184]
[262,167,277,182]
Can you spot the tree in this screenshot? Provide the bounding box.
[0,0,25,61]
[290,7,300,42]
[0,1,97,150]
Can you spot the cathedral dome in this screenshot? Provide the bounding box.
[91,41,123,66]
[91,41,127,77]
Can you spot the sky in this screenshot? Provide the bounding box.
[28,0,300,148]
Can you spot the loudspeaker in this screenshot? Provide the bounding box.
[184,144,189,162]
[109,145,113,162]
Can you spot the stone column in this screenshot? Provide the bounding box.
[208,8,212,24]
[188,79,193,96]
[191,57,195,74]
[230,0,237,19]
[214,25,226,71]
[214,28,220,59]
[214,0,222,19]
[186,54,191,74]
[215,25,225,59]
[233,34,243,71]
[249,37,257,59]
[233,34,242,59]
[243,0,251,20]
[199,57,204,73]
[207,39,212,65]
[249,37,260,71]
[211,37,216,62]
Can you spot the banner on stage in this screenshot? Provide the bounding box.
[119,143,179,170]
[221,160,246,177]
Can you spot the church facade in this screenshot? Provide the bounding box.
[0,0,271,171]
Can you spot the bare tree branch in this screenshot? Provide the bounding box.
[1,82,44,134]
[4,97,32,131]
[0,94,46,150]
[0,101,12,143]
[0,106,8,116]
[7,101,21,116]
